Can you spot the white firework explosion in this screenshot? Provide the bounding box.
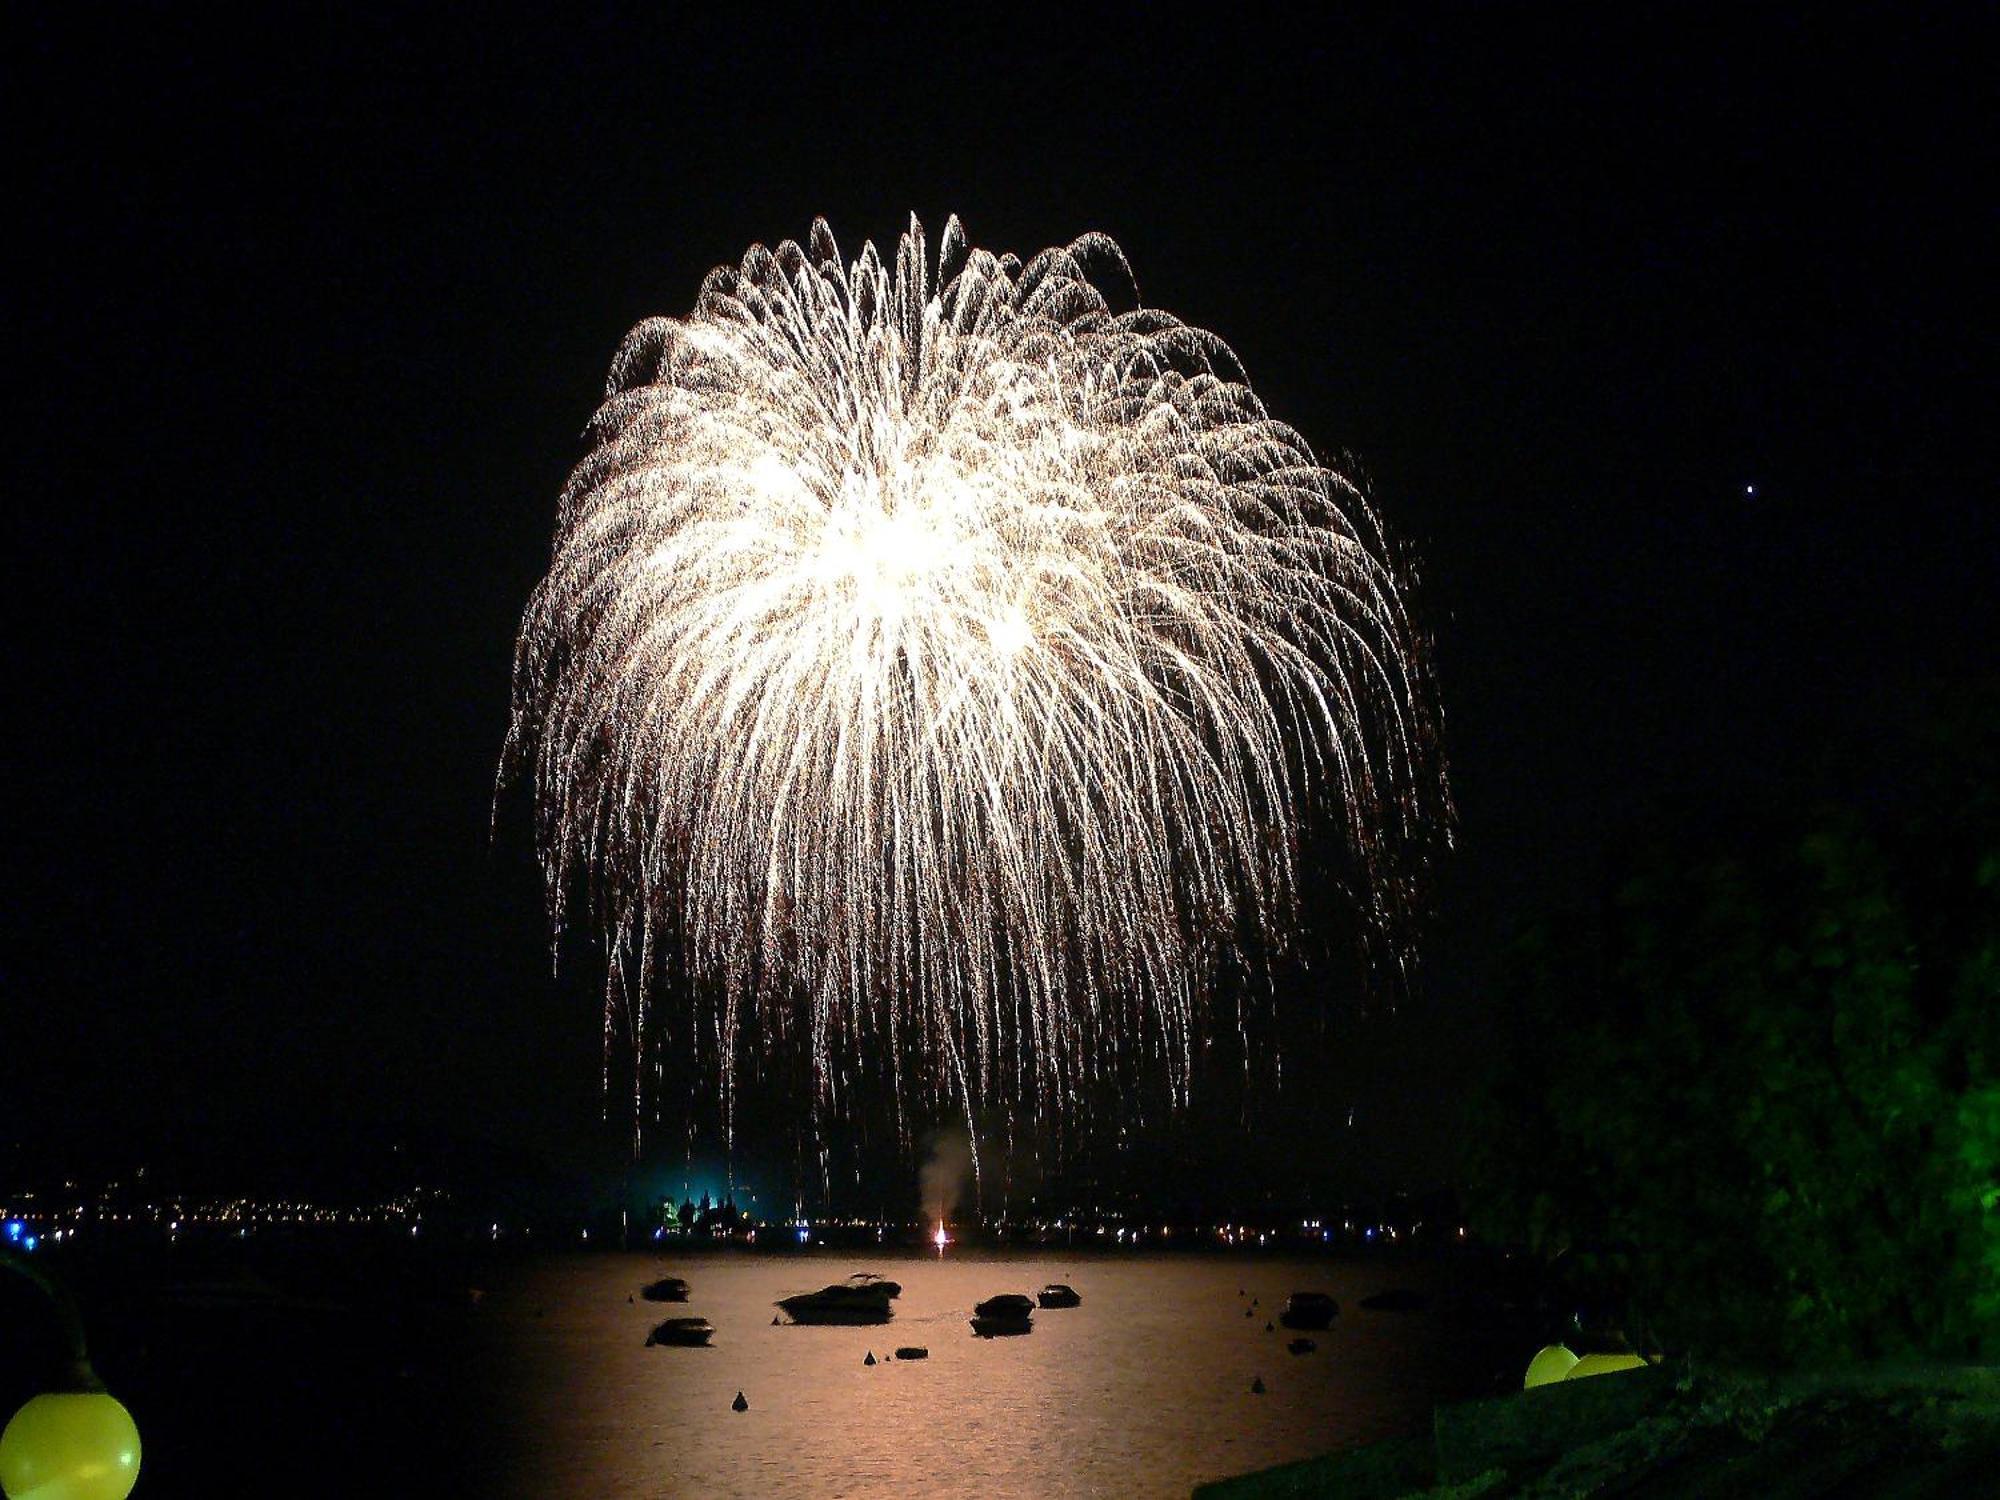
[505,215,1444,1144]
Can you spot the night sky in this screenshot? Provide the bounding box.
[8,10,1989,1194]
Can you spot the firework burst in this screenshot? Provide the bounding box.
[505,216,1444,1143]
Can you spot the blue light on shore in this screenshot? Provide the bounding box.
[3,1221,21,1242]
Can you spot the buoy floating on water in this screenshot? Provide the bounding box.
[732,1391,748,1413]
[1250,1376,1266,1395]
[1264,1321,1274,1332]
[864,1351,876,1366]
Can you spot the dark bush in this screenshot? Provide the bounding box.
[1465,694,1999,1366]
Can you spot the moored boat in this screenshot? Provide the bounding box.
[1278,1292,1339,1330]
[640,1276,691,1303]
[777,1283,895,1325]
[845,1272,903,1298]
[970,1293,1034,1336]
[645,1316,714,1347]
[1036,1283,1081,1309]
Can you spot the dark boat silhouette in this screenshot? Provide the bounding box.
[1278,1292,1339,1330]
[1036,1283,1082,1308]
[845,1273,903,1299]
[640,1276,691,1303]
[777,1282,895,1325]
[970,1293,1034,1336]
[645,1316,714,1347]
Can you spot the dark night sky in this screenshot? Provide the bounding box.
[7,9,1990,1193]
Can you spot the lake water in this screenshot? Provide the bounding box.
[471,1250,1495,1498]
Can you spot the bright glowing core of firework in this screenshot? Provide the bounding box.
[506,215,1442,1137]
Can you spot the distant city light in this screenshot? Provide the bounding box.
[3,1220,21,1241]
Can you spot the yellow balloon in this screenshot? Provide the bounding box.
[1523,1343,1579,1388]
[0,1393,141,1500]
[1565,1351,1648,1381]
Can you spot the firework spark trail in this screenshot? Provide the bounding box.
[505,215,1445,1145]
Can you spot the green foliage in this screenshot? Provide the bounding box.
[1464,693,2000,1366]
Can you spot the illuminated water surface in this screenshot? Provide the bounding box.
[478,1251,1482,1498]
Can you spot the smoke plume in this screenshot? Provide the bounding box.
[920,1128,974,1225]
